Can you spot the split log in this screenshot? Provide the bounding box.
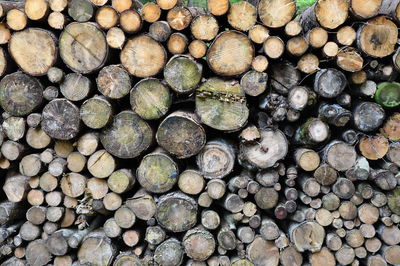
[195,77,249,131]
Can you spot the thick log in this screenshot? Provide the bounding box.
[97,64,131,99]
[289,221,325,252]
[120,9,142,34]
[207,31,254,76]
[353,101,385,132]
[100,111,153,159]
[258,0,296,28]
[77,230,116,265]
[246,236,279,266]
[59,22,108,74]
[137,150,178,193]
[196,139,235,179]
[120,35,166,78]
[24,0,49,21]
[183,228,215,261]
[156,192,197,232]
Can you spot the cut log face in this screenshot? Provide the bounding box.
[290,221,325,252]
[240,129,288,169]
[228,1,257,31]
[164,55,202,94]
[137,151,179,193]
[97,64,131,99]
[207,31,254,76]
[191,15,219,41]
[0,72,43,116]
[121,35,167,78]
[156,111,206,159]
[41,99,81,140]
[130,78,172,120]
[59,22,108,73]
[9,28,57,76]
[357,16,398,58]
[258,0,296,28]
[156,192,197,232]
[100,111,153,159]
[315,0,349,29]
[195,77,249,131]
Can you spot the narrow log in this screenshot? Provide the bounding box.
[25,240,52,266]
[167,32,188,54]
[77,230,116,265]
[120,9,142,34]
[227,1,256,31]
[68,0,94,22]
[126,189,156,221]
[178,169,205,195]
[353,101,385,132]
[154,238,184,266]
[141,2,161,23]
[207,0,229,16]
[246,236,279,266]
[96,64,131,99]
[107,169,135,194]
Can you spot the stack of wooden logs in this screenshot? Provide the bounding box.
[0,0,400,265]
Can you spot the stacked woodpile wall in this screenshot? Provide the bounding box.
[0,0,400,265]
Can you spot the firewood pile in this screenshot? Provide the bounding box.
[0,0,400,265]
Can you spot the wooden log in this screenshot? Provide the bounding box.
[167,32,188,54]
[310,247,336,266]
[289,221,325,252]
[207,31,254,76]
[208,0,229,16]
[191,14,218,41]
[103,218,121,238]
[111,0,134,12]
[196,77,248,131]
[3,174,28,203]
[300,0,349,31]
[60,173,86,198]
[59,22,108,74]
[87,149,115,178]
[77,230,116,265]
[2,117,25,142]
[96,64,131,100]
[137,150,178,193]
[120,35,166,78]
[294,118,330,146]
[166,6,195,31]
[337,48,364,72]
[240,70,268,97]
[126,189,156,221]
[95,6,118,30]
[130,78,171,121]
[41,99,80,140]
[25,240,51,266]
[350,0,382,18]
[6,9,27,31]
[285,20,302,36]
[149,21,171,42]
[48,11,65,29]
[353,101,385,132]
[258,0,296,28]
[357,16,397,58]
[240,128,288,169]
[106,27,125,49]
[246,236,279,265]
[107,169,134,194]
[119,9,142,34]
[227,1,256,31]
[141,2,161,23]
[100,111,153,159]
[154,238,184,266]
[9,27,57,76]
[286,36,309,57]
[60,73,91,102]
[322,42,339,57]
[183,228,215,261]
[156,111,205,158]
[113,252,144,266]
[0,72,43,116]
[188,40,207,59]
[263,36,285,59]
[294,148,320,171]
[335,245,355,265]
[196,139,235,179]
[68,0,94,22]
[164,55,202,94]
[298,53,319,74]
[67,152,86,173]
[314,68,347,98]
[270,61,300,95]
[156,192,197,232]
[255,188,278,210]
[178,169,205,195]
[20,221,41,241]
